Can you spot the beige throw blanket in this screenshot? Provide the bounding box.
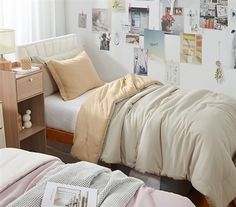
[71,74,236,207]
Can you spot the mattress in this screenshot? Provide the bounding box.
[45,88,97,133]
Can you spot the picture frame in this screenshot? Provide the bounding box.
[174,7,183,16]
[166,7,183,16]
[216,5,227,18]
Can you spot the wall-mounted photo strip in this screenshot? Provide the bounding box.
[99,33,111,51]
[180,33,202,65]
[200,0,228,30]
[111,0,126,12]
[165,60,180,85]
[144,29,165,61]
[161,0,184,35]
[134,48,148,76]
[184,8,200,34]
[129,7,149,36]
[92,8,110,32]
[126,33,140,45]
[78,13,87,28]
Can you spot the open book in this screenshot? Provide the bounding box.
[41,182,97,207]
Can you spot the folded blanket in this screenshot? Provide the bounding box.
[8,161,143,207]
[0,148,59,193]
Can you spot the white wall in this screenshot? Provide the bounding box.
[55,0,66,36]
[65,0,236,99]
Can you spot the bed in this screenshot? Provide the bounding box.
[16,34,236,207]
[0,148,195,207]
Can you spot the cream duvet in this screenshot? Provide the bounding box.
[71,74,236,207]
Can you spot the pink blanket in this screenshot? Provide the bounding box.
[127,186,195,207]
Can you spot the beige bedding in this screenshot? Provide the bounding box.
[71,74,160,162]
[71,74,236,207]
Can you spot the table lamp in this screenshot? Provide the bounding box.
[0,29,15,70]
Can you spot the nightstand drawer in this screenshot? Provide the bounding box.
[17,72,43,101]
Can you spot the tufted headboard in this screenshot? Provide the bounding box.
[16,34,82,60]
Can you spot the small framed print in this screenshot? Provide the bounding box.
[174,7,183,16]
[166,7,183,16]
[216,5,227,18]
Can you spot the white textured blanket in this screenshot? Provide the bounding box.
[8,161,143,207]
[0,148,58,193]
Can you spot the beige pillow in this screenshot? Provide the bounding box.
[31,48,81,96]
[46,51,104,100]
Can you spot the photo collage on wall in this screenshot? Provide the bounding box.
[76,0,232,81]
[200,0,228,30]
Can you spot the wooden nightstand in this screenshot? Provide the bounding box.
[0,69,46,153]
[0,102,6,148]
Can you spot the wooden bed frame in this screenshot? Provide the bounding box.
[46,127,210,207]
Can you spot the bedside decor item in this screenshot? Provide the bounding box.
[0,29,15,71]
[22,110,32,129]
[20,58,32,70]
[17,113,23,131]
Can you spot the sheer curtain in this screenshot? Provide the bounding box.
[0,0,57,44]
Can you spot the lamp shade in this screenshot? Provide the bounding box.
[0,29,15,55]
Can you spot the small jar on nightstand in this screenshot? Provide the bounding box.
[0,102,6,148]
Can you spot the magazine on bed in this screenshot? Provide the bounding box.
[41,182,97,207]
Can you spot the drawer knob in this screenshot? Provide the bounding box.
[28,78,33,82]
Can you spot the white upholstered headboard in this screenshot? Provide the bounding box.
[16,34,82,60]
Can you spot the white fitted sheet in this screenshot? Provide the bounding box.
[45,89,97,133]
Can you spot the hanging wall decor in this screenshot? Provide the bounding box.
[200,0,228,30]
[230,9,236,23]
[126,33,139,44]
[165,60,180,85]
[78,13,87,28]
[111,0,126,12]
[184,8,200,34]
[180,33,202,65]
[215,60,224,83]
[144,29,165,60]
[92,8,110,32]
[161,0,184,35]
[114,32,120,45]
[129,7,149,36]
[99,33,111,51]
[231,30,236,69]
[215,41,224,83]
[133,48,148,76]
